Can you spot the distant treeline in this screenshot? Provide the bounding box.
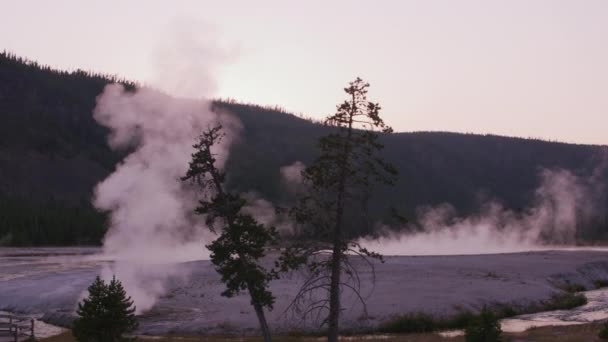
[1,51,608,246]
[0,195,107,246]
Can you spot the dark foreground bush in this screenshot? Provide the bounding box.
[464,307,502,342]
[73,276,138,342]
[379,310,475,333]
[379,312,437,333]
[542,292,587,311]
[599,321,608,339]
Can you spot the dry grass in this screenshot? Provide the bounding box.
[509,322,605,342]
[39,331,457,342]
[39,322,608,342]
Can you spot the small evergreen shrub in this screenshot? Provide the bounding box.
[72,276,138,342]
[464,307,502,342]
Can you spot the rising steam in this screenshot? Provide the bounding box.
[280,161,305,187]
[360,168,606,256]
[91,25,239,312]
[92,85,231,312]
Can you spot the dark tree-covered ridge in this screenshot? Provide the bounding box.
[0,51,606,245]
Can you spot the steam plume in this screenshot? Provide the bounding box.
[360,168,606,255]
[91,25,239,312]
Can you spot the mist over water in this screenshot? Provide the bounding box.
[360,168,607,256]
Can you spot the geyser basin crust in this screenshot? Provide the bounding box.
[1,248,608,335]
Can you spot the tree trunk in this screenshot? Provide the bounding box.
[327,93,356,342]
[327,241,342,342]
[251,295,272,342]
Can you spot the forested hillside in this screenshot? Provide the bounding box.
[0,52,606,245]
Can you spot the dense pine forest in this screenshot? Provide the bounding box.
[0,52,606,246]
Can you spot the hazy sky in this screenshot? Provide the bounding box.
[1,0,607,144]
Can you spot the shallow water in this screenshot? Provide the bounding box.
[501,287,608,332]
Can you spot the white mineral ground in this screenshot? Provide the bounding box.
[2,247,608,336]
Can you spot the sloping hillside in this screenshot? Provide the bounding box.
[0,52,606,245]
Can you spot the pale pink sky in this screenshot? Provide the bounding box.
[1,0,607,144]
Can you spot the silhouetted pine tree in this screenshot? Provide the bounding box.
[282,78,398,342]
[182,125,278,342]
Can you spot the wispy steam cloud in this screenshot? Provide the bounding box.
[152,18,238,99]
[360,168,606,256]
[280,161,305,186]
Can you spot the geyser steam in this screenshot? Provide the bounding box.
[93,85,224,260]
[93,85,236,312]
[91,26,238,312]
[360,168,605,255]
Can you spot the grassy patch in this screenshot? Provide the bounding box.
[378,292,587,334]
[378,312,438,333]
[556,282,587,293]
[40,330,459,342]
[541,292,588,311]
[378,311,475,334]
[41,323,608,342]
[39,293,589,340]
